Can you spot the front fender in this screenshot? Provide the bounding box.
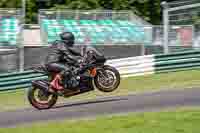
[31,80,49,92]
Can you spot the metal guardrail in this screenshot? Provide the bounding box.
[154,50,200,73]
[106,55,155,77]
[0,70,47,91]
[1,50,200,92]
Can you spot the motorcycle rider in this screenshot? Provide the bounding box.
[46,32,83,92]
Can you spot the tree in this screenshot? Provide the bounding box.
[26,0,38,23]
[0,0,21,8]
[0,0,164,24]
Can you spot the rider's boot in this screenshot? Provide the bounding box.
[60,71,69,89]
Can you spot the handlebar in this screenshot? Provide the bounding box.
[32,65,48,73]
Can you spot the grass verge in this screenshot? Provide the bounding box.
[1,107,200,132]
[1,69,200,111]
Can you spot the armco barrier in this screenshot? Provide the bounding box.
[108,50,200,76]
[106,55,155,77]
[1,50,200,91]
[0,71,47,91]
[154,50,200,73]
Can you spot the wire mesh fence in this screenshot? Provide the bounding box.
[40,23,195,47]
[161,0,200,53]
[166,0,200,29]
[169,10,200,26]
[39,10,133,20]
[39,10,151,45]
[167,0,199,8]
[39,9,195,49]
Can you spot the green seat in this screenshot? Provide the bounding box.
[116,20,135,26]
[80,20,90,25]
[84,20,97,25]
[44,19,58,24]
[97,20,112,25]
[65,26,81,32]
[61,19,78,25]
[0,17,21,45]
[1,25,18,31]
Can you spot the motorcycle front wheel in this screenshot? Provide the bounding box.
[27,86,58,110]
[94,65,120,92]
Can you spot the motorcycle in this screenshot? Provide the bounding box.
[27,47,121,110]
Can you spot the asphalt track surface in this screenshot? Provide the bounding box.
[1,88,200,128]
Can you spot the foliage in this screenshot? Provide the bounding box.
[0,0,164,24]
[0,0,21,8]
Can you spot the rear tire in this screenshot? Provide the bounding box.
[28,86,58,110]
[94,65,120,92]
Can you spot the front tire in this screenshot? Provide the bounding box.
[28,86,58,110]
[94,65,120,92]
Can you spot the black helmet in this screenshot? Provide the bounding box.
[60,32,75,47]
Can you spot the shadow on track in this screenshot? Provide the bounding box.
[52,97,128,110]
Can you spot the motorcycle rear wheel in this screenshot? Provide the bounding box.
[28,86,58,110]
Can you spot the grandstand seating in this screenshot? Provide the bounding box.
[41,19,147,45]
[0,17,21,46]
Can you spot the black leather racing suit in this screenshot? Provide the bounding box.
[46,40,82,89]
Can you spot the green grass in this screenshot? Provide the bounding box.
[1,69,200,111]
[0,90,27,111]
[1,107,200,132]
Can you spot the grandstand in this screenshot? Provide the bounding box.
[0,9,23,47]
[39,10,151,45]
[0,9,24,72]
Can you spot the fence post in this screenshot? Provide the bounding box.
[22,0,26,22]
[141,45,145,56]
[162,1,169,54]
[19,24,24,72]
[19,46,24,72]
